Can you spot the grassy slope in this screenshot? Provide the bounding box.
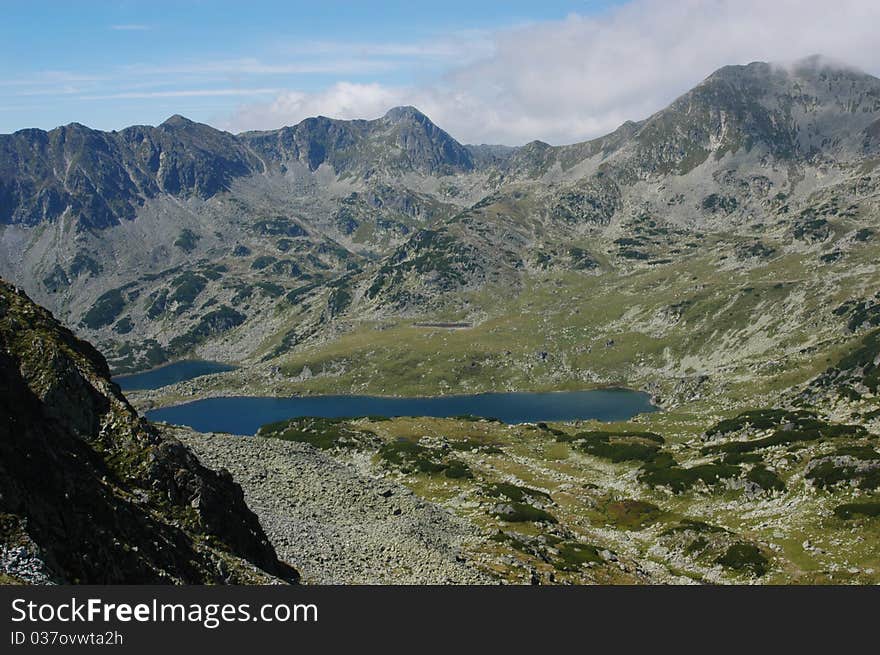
[256,412,879,584]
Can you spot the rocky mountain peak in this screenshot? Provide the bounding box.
[160,113,198,129]
[382,105,430,125]
[625,56,880,174]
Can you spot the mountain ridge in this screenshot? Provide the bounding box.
[3,56,878,232]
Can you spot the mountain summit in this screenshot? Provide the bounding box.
[241,105,474,175]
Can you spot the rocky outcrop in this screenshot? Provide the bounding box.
[0,278,298,584]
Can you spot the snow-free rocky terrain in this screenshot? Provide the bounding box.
[0,280,297,584]
[2,57,880,583]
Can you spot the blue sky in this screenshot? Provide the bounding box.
[0,1,622,135]
[2,1,879,144]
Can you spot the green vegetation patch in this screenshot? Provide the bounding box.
[113,317,133,335]
[791,217,830,242]
[557,430,664,463]
[378,438,472,479]
[568,247,599,270]
[271,259,303,277]
[327,287,352,317]
[640,453,741,493]
[605,499,662,529]
[721,452,764,465]
[255,281,284,298]
[834,296,880,332]
[491,530,560,558]
[826,329,880,393]
[365,229,478,301]
[701,193,738,214]
[805,455,880,491]
[735,241,776,259]
[82,288,126,329]
[69,252,102,278]
[42,265,69,292]
[251,255,278,270]
[833,502,880,519]
[145,289,168,319]
[746,465,785,492]
[173,228,200,252]
[554,542,604,570]
[490,531,607,573]
[168,305,245,354]
[490,502,557,524]
[714,543,768,577]
[169,272,208,306]
[257,417,374,449]
[703,410,866,456]
[111,339,168,374]
[284,282,321,306]
[834,445,880,460]
[706,409,817,437]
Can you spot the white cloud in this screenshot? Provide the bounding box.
[224,0,880,145]
[228,82,409,132]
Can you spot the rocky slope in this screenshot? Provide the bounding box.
[176,428,493,584]
[242,105,475,176]
[0,278,297,584]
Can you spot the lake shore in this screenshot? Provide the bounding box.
[145,389,658,435]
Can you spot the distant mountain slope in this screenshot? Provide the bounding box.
[0,116,262,229]
[504,58,880,178]
[0,56,879,382]
[241,106,475,175]
[3,59,878,231]
[0,278,298,584]
[0,106,476,231]
[362,58,880,310]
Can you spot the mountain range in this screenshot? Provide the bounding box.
[2,56,880,584]
[1,57,878,390]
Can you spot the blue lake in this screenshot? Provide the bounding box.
[145,389,657,434]
[113,360,238,391]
